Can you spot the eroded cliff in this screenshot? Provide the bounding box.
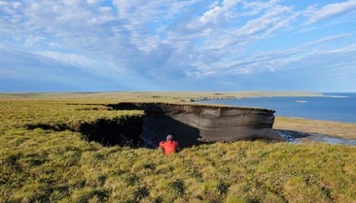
[111,102,283,147]
[27,102,282,147]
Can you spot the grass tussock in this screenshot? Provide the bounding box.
[1,92,355,203]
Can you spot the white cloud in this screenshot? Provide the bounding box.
[305,0,355,24]
[0,1,22,15]
[293,33,351,50]
[183,3,298,78]
[237,5,295,35]
[4,0,295,77]
[0,0,354,91]
[31,51,97,68]
[200,5,222,24]
[240,0,279,16]
[199,0,242,24]
[186,32,355,78]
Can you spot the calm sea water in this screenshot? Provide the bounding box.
[200,93,356,123]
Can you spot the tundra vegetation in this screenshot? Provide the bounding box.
[0,92,355,203]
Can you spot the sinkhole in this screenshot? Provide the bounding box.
[26,102,284,148]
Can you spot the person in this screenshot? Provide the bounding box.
[159,134,179,155]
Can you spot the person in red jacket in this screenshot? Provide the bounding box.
[159,134,179,155]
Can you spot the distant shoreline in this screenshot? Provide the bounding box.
[199,92,355,124]
[0,91,325,102]
[189,92,325,102]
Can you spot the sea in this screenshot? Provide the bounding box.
[200,92,356,123]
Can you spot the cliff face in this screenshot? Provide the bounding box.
[140,103,283,147]
[25,102,282,148]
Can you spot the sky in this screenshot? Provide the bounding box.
[0,0,355,92]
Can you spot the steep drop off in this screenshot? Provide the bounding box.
[27,102,282,147]
[110,102,283,148]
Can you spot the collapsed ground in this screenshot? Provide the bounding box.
[25,102,356,147]
[25,102,280,147]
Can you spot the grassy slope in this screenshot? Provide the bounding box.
[1,92,355,203]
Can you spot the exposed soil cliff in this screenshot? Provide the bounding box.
[27,102,282,147]
[109,102,283,147]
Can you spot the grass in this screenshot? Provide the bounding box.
[0,91,355,203]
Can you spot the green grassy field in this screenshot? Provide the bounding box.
[1,92,355,203]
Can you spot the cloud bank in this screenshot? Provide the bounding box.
[1,0,355,92]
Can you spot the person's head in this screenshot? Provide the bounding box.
[166,134,173,141]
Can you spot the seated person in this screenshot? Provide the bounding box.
[159,134,179,155]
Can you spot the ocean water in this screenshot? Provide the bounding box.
[200,93,356,123]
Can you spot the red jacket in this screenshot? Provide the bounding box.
[159,140,178,155]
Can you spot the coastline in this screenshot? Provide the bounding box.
[186,91,325,102]
[198,93,355,123]
[0,91,324,101]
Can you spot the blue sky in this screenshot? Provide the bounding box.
[0,0,355,92]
